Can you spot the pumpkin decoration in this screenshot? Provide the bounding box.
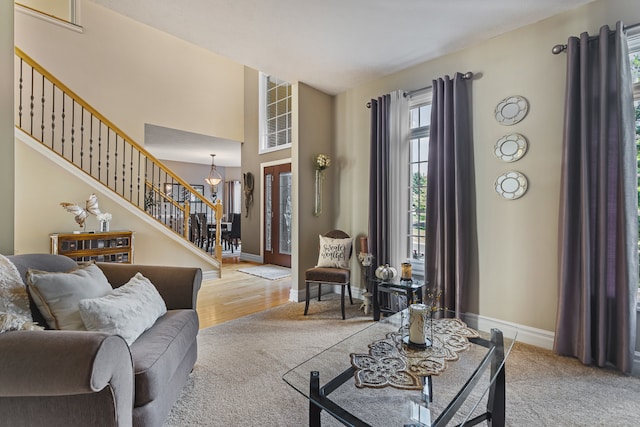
[375,264,397,281]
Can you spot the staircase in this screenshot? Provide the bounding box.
[14,47,224,267]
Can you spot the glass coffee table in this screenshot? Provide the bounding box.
[283,310,517,426]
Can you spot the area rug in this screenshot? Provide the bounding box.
[164,297,640,426]
[237,264,291,280]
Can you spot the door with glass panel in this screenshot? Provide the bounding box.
[263,163,292,267]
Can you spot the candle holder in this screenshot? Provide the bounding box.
[358,252,374,315]
[403,303,433,349]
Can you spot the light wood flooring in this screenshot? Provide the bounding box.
[196,260,292,329]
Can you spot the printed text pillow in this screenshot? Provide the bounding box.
[315,235,352,269]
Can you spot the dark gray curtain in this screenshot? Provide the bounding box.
[425,74,474,315]
[368,95,391,268]
[554,22,637,373]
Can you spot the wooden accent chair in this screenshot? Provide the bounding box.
[304,230,353,320]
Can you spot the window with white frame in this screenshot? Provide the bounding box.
[259,73,292,153]
[407,91,432,276]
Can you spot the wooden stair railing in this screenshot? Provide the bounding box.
[14,47,225,261]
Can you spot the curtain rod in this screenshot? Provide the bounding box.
[365,71,474,108]
[551,21,640,54]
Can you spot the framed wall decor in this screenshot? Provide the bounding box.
[494,95,529,126]
[164,183,204,203]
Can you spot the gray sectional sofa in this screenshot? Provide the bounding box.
[0,254,202,427]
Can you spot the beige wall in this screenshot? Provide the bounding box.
[9,0,638,329]
[14,0,244,145]
[161,159,227,203]
[241,67,294,258]
[335,0,640,332]
[293,82,335,295]
[14,138,217,271]
[17,0,72,22]
[12,0,244,267]
[240,69,334,297]
[1,1,14,254]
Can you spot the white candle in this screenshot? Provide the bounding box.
[409,304,428,345]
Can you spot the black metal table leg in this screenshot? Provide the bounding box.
[372,280,380,321]
[309,371,322,427]
[487,329,505,427]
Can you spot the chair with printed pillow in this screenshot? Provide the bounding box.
[304,230,353,320]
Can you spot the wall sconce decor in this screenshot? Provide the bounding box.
[314,153,330,216]
[243,172,254,218]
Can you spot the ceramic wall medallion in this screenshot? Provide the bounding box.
[494,133,528,162]
[495,95,529,125]
[495,171,528,200]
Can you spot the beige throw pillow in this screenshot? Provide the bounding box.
[79,272,167,345]
[27,263,113,330]
[315,235,352,269]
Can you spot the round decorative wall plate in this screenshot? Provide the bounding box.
[495,171,528,200]
[495,95,529,125]
[494,133,528,162]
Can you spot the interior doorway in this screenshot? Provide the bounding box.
[263,163,292,267]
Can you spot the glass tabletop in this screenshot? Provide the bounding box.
[283,310,518,427]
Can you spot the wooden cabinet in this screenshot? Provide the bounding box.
[50,231,134,263]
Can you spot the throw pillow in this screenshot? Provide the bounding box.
[78,272,167,345]
[315,235,352,269]
[0,254,41,332]
[27,262,113,330]
[0,312,43,332]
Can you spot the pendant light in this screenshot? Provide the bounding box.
[204,154,222,200]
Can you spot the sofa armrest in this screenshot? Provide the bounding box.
[0,330,133,397]
[97,263,202,310]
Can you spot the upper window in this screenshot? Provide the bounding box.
[259,73,292,153]
[407,91,432,275]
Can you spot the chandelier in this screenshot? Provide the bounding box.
[204,154,222,199]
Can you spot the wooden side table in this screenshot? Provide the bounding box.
[50,231,134,263]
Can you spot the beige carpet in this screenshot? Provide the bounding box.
[164,296,640,426]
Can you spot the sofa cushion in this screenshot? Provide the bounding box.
[27,263,113,330]
[129,309,199,406]
[79,273,168,345]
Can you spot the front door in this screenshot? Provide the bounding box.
[264,163,292,267]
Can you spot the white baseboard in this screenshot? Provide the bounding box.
[293,286,557,350]
[463,313,555,350]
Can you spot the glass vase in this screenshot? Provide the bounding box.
[314,169,323,216]
[100,220,110,232]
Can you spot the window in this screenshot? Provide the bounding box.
[407,92,432,276]
[259,73,292,153]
